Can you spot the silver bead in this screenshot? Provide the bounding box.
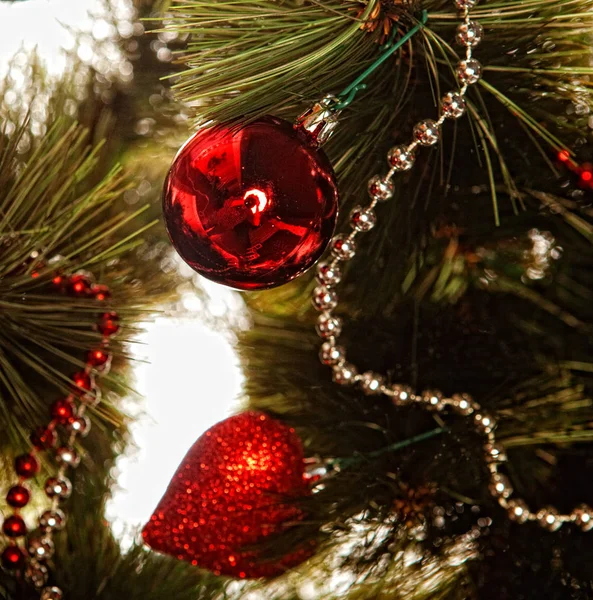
[368,175,394,202]
[66,414,91,437]
[537,506,562,531]
[360,372,385,395]
[454,0,478,9]
[312,286,338,311]
[319,342,345,366]
[41,587,64,600]
[39,509,66,532]
[489,473,513,499]
[457,59,482,85]
[387,145,415,171]
[456,21,484,47]
[507,498,530,524]
[441,92,466,119]
[349,206,376,232]
[56,446,80,468]
[332,362,358,385]
[390,384,414,405]
[25,560,48,589]
[451,393,474,415]
[573,504,593,532]
[331,235,356,261]
[316,261,342,286]
[413,120,440,146]
[421,389,444,411]
[316,313,343,339]
[484,442,507,463]
[28,537,55,561]
[474,412,495,434]
[45,476,72,500]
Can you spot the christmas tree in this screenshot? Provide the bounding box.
[2,0,593,599]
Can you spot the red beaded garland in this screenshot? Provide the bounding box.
[6,485,30,508]
[68,274,92,296]
[72,371,94,393]
[91,284,111,302]
[142,411,313,578]
[87,348,111,369]
[162,116,339,290]
[14,454,40,478]
[98,312,120,336]
[2,515,27,538]
[51,399,76,424]
[1,546,25,570]
[30,426,57,450]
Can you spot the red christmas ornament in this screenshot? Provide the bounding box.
[162,116,339,290]
[68,274,92,296]
[87,348,111,370]
[30,426,57,450]
[91,284,111,302]
[142,411,313,578]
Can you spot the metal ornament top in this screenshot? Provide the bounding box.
[310,0,593,533]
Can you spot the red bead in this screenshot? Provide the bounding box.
[1,546,25,570]
[2,515,27,537]
[162,116,339,290]
[91,284,111,302]
[142,411,313,578]
[72,371,94,393]
[30,426,57,450]
[51,399,76,423]
[7,485,30,508]
[14,453,40,478]
[68,273,92,296]
[98,312,120,336]
[87,348,111,369]
[52,274,64,287]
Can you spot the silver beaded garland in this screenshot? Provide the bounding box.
[387,145,415,171]
[25,560,49,589]
[44,476,72,500]
[331,234,356,260]
[316,261,342,286]
[28,537,55,561]
[55,446,80,468]
[39,509,66,532]
[368,175,394,202]
[457,59,482,85]
[456,21,483,47]
[413,120,440,146]
[350,206,377,232]
[441,92,466,119]
[316,313,343,339]
[40,587,63,600]
[309,0,589,536]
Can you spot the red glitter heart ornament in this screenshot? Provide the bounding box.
[142,411,313,578]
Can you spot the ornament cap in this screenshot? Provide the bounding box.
[294,95,341,146]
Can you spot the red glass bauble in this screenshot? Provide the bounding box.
[162,116,339,290]
[6,485,30,508]
[142,411,313,578]
[1,546,25,570]
[14,453,40,478]
[68,274,92,296]
[87,348,111,369]
[2,515,27,538]
[91,284,111,302]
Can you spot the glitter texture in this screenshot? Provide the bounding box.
[142,411,313,578]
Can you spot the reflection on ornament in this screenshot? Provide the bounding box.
[142,411,314,578]
[162,116,339,290]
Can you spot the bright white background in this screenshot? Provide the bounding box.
[0,0,244,544]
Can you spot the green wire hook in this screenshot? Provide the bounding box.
[333,9,429,111]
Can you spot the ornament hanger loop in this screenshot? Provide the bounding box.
[333,10,429,111]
